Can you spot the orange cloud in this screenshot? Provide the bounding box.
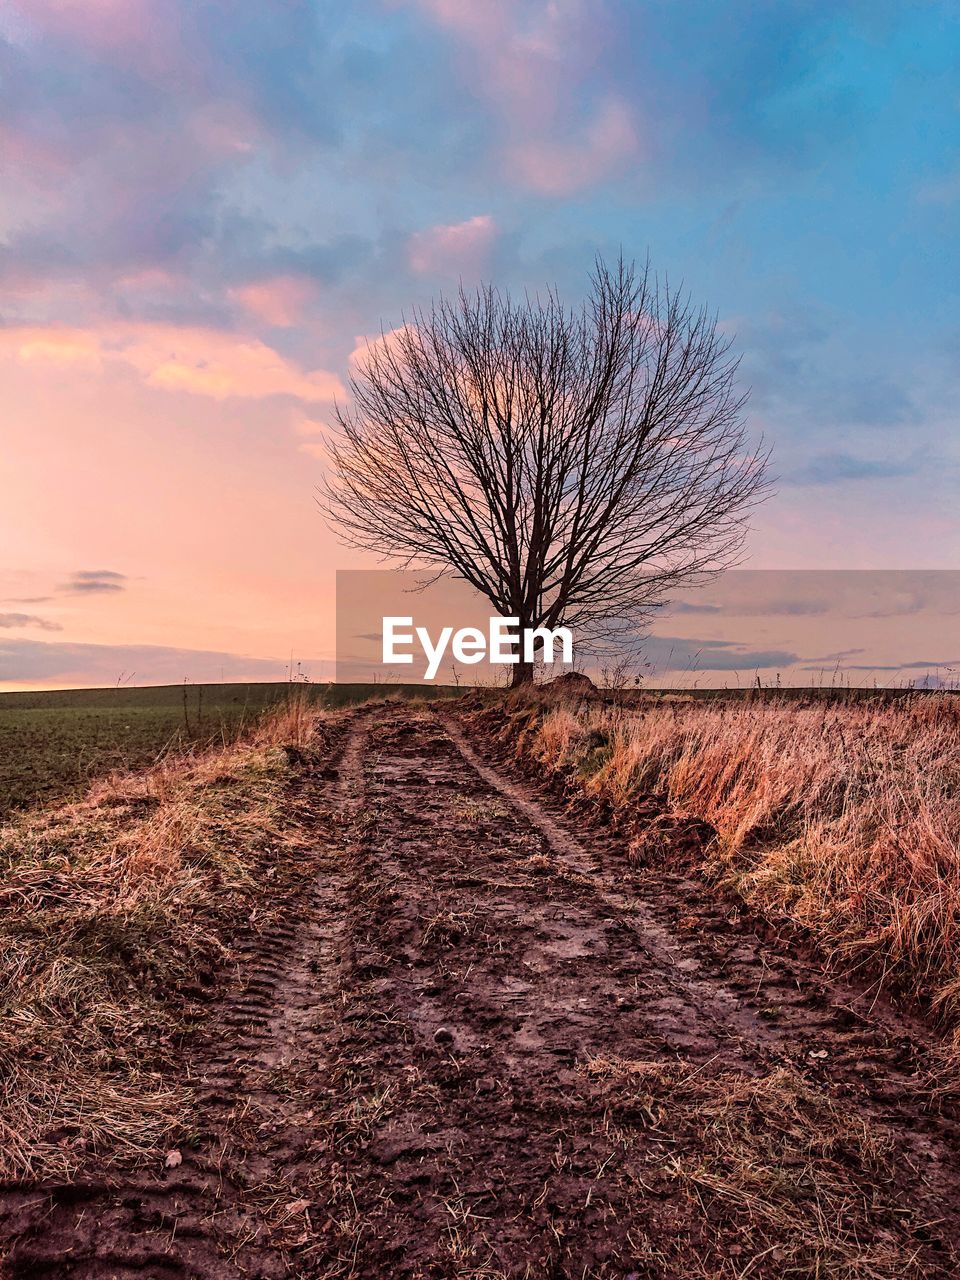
[7,327,104,369]
[0,323,344,403]
[407,214,497,278]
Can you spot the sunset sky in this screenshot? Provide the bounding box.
[2,1,959,688]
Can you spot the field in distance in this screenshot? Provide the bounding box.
[0,681,461,818]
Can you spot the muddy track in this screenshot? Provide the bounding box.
[4,703,960,1278]
[445,716,960,1133]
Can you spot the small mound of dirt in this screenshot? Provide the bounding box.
[544,671,598,694]
[627,811,717,869]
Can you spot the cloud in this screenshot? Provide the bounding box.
[639,633,800,673]
[737,306,923,438]
[0,637,330,685]
[347,325,415,374]
[805,648,867,663]
[748,599,832,617]
[663,601,724,615]
[0,613,62,632]
[785,452,917,487]
[660,584,833,618]
[0,0,352,338]
[402,0,641,194]
[7,0,155,55]
[2,327,103,369]
[0,323,344,403]
[299,440,328,461]
[60,569,127,594]
[894,659,960,670]
[408,214,497,278]
[708,597,833,618]
[507,95,639,196]
[4,0,338,149]
[660,573,960,632]
[854,590,928,620]
[121,327,343,401]
[229,275,317,327]
[812,659,960,673]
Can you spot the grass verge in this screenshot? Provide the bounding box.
[0,696,328,1180]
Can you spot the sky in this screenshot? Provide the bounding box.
[1,0,959,688]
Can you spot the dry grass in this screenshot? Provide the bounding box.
[508,694,960,1026]
[586,1056,916,1278]
[0,694,327,1180]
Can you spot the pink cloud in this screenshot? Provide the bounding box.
[0,121,74,191]
[8,0,156,53]
[6,0,156,58]
[508,96,639,196]
[230,276,318,328]
[405,0,581,123]
[0,323,344,403]
[292,415,329,438]
[298,439,328,461]
[114,267,184,297]
[348,326,416,375]
[127,329,342,402]
[407,214,497,278]
[400,0,639,194]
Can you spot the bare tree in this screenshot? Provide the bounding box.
[321,258,769,686]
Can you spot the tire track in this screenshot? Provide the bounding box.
[444,713,788,1059]
[444,708,960,1221]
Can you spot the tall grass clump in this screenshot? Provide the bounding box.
[525,695,960,1023]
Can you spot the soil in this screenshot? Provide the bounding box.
[3,702,960,1278]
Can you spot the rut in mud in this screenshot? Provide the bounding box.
[4,702,960,1278]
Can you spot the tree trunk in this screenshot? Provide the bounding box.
[511,659,534,688]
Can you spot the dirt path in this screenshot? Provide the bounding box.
[4,703,960,1278]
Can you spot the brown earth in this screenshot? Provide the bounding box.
[3,702,960,1278]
